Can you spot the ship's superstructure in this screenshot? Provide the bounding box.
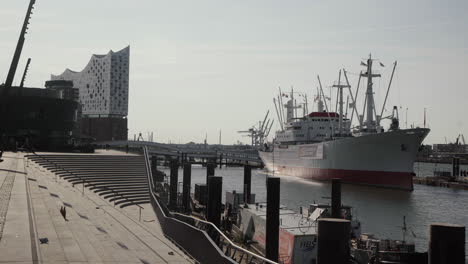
[260,55,430,190]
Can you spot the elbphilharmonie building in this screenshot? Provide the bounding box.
[51,46,130,141]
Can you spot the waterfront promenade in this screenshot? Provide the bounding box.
[0,151,192,264]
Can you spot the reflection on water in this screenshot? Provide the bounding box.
[163,162,468,253]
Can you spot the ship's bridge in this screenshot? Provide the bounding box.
[276,111,352,144]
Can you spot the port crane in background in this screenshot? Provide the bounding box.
[238,110,274,147]
[455,134,466,145]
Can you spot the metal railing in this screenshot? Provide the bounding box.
[143,146,277,264]
[25,152,144,219]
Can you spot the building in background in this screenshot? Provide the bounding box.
[51,46,129,141]
[44,80,81,137]
[45,80,79,101]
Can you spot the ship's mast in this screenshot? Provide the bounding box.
[316,87,324,112]
[361,54,381,131]
[285,88,301,122]
[332,70,350,135]
[285,90,295,122]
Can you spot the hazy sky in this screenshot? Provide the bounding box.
[1,0,467,145]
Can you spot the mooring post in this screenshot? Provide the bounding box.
[151,155,157,171]
[429,223,465,264]
[169,159,178,210]
[456,157,460,177]
[243,165,252,204]
[207,176,222,227]
[317,218,351,264]
[205,161,216,215]
[266,177,280,262]
[182,163,192,212]
[331,178,342,218]
[151,155,158,186]
[206,162,215,182]
[452,157,456,177]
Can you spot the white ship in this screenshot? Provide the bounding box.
[259,55,429,190]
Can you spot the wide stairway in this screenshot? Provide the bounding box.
[26,154,150,208]
[17,152,192,263]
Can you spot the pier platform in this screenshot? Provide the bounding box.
[414,176,468,190]
[0,151,192,264]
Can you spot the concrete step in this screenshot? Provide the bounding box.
[33,167,184,263]
[29,166,144,263]
[27,155,143,159]
[57,169,147,174]
[69,178,147,185]
[59,174,147,181]
[108,193,149,202]
[28,173,85,262]
[102,191,149,199]
[50,166,146,171]
[27,153,192,263]
[86,181,148,187]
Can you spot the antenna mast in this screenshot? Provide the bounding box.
[360,54,381,131]
[278,87,285,125]
[317,75,334,139]
[379,61,398,125]
[273,98,283,130]
[332,70,349,135]
[4,0,37,94]
[343,69,362,129]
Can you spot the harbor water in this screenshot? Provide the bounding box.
[163,162,468,253]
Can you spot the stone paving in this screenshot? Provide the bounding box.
[0,151,192,264]
[0,170,16,241]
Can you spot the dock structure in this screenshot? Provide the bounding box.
[0,148,277,264]
[98,140,263,168]
[0,150,192,263]
[413,176,468,190]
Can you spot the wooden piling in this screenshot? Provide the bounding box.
[243,165,252,204]
[429,223,465,264]
[331,178,341,218]
[206,162,215,180]
[182,163,191,212]
[169,160,178,210]
[265,177,280,262]
[206,176,222,227]
[317,218,351,264]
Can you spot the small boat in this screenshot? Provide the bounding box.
[235,201,361,264]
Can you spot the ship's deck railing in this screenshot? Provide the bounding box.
[143,146,277,264]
